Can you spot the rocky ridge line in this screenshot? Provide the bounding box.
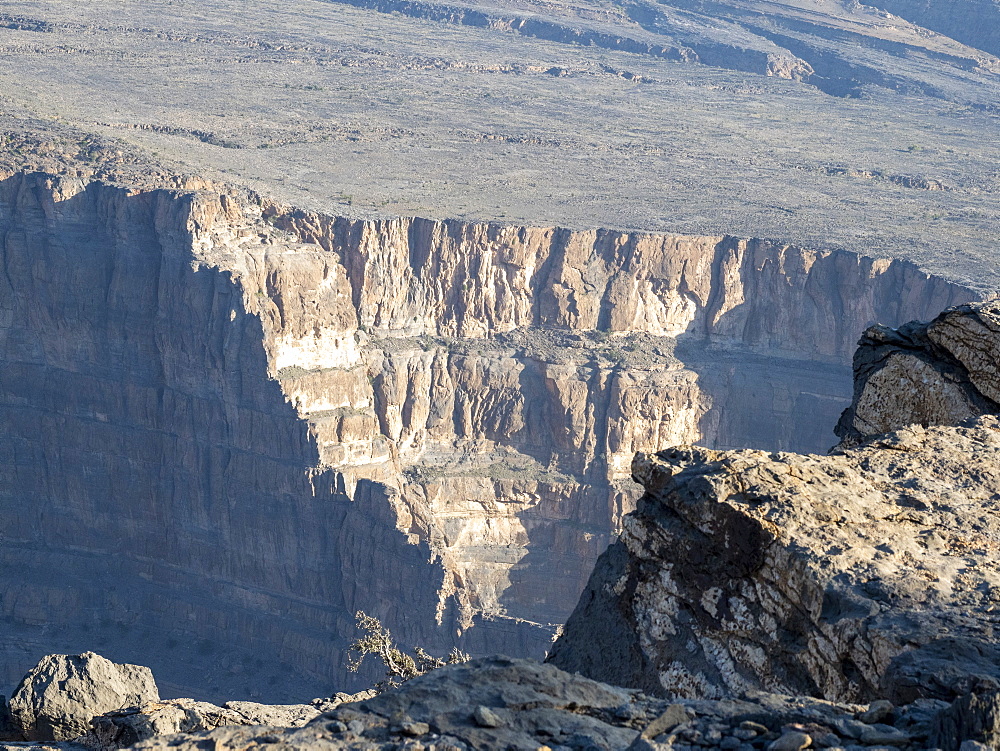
[549,416,1000,706]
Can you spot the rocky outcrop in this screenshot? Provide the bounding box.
[548,416,1000,706]
[124,656,969,751]
[836,300,1000,445]
[90,693,374,748]
[0,652,990,751]
[7,653,158,742]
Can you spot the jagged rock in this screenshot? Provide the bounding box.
[7,653,158,742]
[126,657,966,750]
[0,697,15,740]
[547,416,1000,706]
[930,692,1000,751]
[836,301,1000,445]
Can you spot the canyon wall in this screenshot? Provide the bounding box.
[0,171,975,700]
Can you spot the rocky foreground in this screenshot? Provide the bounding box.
[6,303,1000,750]
[0,652,992,751]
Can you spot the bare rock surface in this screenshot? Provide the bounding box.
[548,416,1000,706]
[836,300,1000,444]
[125,656,969,750]
[90,694,373,748]
[1,0,998,284]
[7,653,158,742]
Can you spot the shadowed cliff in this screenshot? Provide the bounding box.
[0,171,978,700]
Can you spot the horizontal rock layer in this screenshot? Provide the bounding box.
[0,169,974,699]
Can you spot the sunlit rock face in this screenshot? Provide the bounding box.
[549,419,1000,705]
[0,171,973,699]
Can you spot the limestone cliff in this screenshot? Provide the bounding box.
[0,169,974,699]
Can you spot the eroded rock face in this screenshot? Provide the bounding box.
[0,169,973,698]
[548,417,1000,705]
[8,652,158,741]
[836,300,1000,445]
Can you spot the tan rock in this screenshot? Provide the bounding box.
[549,417,1000,705]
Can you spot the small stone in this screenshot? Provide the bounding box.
[347,719,365,735]
[767,731,812,751]
[811,732,842,748]
[858,700,894,725]
[326,720,348,733]
[400,721,430,736]
[720,736,742,749]
[473,705,503,728]
[734,727,758,740]
[641,703,690,739]
[739,721,769,734]
[858,724,910,746]
[959,741,992,751]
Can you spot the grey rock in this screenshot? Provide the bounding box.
[472,705,503,728]
[8,652,158,742]
[548,419,1000,704]
[397,721,429,737]
[223,700,326,726]
[767,731,811,751]
[832,718,865,740]
[90,699,239,749]
[836,302,1000,446]
[930,691,1000,751]
[90,696,337,749]
[641,705,690,739]
[124,657,948,750]
[811,732,842,748]
[857,700,894,725]
[857,724,910,746]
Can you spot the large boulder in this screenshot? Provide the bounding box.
[8,652,158,741]
[836,300,1000,445]
[547,417,1000,705]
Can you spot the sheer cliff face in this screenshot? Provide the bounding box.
[0,171,974,699]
